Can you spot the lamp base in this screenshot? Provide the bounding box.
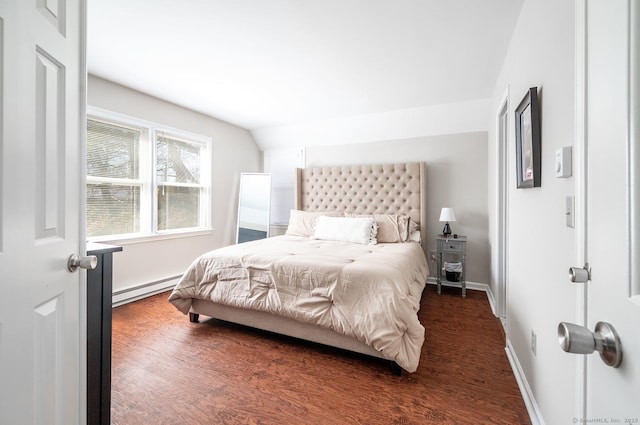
[442,222,452,237]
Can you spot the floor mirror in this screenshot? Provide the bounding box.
[236,173,271,243]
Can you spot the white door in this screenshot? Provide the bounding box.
[0,0,86,424]
[580,0,640,419]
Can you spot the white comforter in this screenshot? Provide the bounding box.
[168,235,429,372]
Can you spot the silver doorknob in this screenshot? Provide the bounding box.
[67,254,98,272]
[569,263,591,283]
[558,321,622,368]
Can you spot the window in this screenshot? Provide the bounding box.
[86,109,211,240]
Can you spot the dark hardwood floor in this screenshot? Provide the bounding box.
[111,284,531,425]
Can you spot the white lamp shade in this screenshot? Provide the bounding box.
[439,207,456,222]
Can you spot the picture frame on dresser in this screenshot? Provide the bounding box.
[515,87,541,189]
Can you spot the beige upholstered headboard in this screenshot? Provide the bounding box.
[294,162,427,249]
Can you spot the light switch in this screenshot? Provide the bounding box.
[556,146,572,178]
[566,196,575,228]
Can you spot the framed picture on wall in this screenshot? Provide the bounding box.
[515,87,541,188]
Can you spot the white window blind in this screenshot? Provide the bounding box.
[86,119,143,237]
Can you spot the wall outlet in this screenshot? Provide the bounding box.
[531,330,537,356]
[430,250,436,261]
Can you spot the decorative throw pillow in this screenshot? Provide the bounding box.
[285,210,343,237]
[311,216,378,245]
[397,215,410,241]
[346,213,403,243]
[407,218,421,243]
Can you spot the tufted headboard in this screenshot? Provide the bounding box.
[294,162,427,250]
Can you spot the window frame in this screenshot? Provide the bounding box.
[86,106,212,243]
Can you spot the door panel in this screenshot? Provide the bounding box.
[36,0,67,36]
[585,0,640,419]
[35,47,66,241]
[33,295,66,424]
[0,0,85,423]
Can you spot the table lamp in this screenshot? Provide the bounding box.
[439,207,456,238]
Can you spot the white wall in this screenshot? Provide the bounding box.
[264,148,305,225]
[88,75,262,296]
[252,99,490,150]
[305,132,490,285]
[487,0,577,423]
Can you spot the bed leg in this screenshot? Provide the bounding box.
[390,361,402,376]
[189,312,199,323]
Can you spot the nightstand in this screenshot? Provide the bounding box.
[436,235,467,298]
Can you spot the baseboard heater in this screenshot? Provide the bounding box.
[112,275,181,307]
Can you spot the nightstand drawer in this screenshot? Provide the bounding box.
[440,242,463,252]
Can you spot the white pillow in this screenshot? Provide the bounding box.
[312,216,377,245]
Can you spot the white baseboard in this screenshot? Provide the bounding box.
[485,284,497,316]
[505,339,545,425]
[112,275,180,307]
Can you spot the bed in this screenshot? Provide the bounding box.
[168,162,429,373]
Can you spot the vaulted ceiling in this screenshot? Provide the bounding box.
[88,0,523,133]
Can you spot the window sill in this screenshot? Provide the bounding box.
[88,229,214,246]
